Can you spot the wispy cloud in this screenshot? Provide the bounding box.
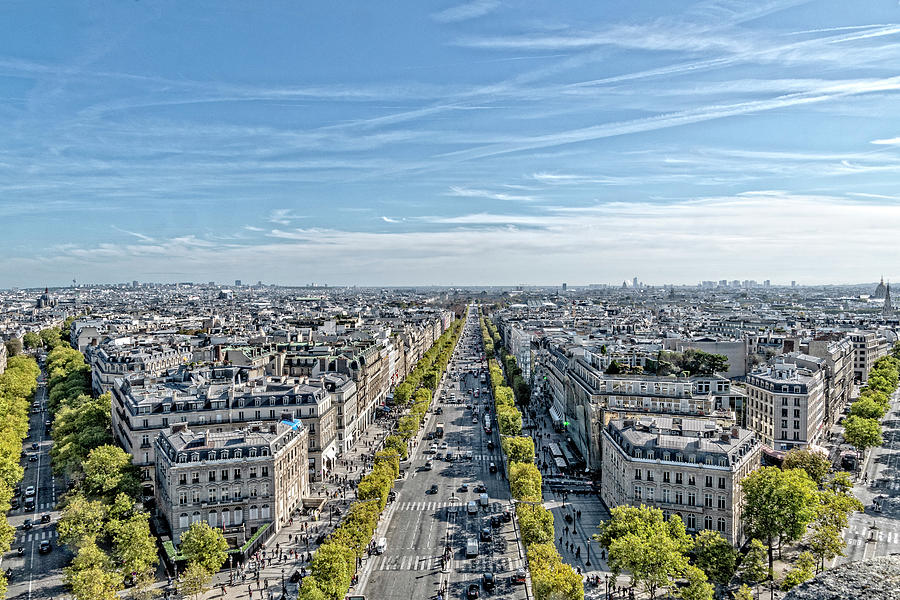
[381,216,400,223]
[447,186,537,202]
[432,1,500,23]
[112,225,155,242]
[268,209,304,226]
[871,136,900,145]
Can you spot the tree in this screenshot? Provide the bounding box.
[509,462,542,502]
[597,506,692,599]
[309,542,352,600]
[298,577,329,600]
[740,467,819,573]
[527,543,584,600]
[179,561,212,600]
[843,415,883,455]
[849,396,888,420]
[516,503,554,546]
[65,543,124,600]
[180,521,229,574]
[806,521,845,573]
[605,361,623,375]
[4,338,22,357]
[739,538,769,583]
[112,511,159,583]
[733,584,753,600]
[692,529,737,587]
[678,565,714,600]
[497,404,523,435]
[782,448,831,487]
[502,436,535,463]
[780,551,814,591]
[82,445,141,502]
[22,332,41,350]
[57,495,107,550]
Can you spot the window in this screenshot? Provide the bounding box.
[191,472,200,485]
[249,448,257,458]
[261,504,270,519]
[662,489,671,503]
[179,492,188,505]
[235,450,242,459]
[249,505,259,520]
[634,486,642,500]
[192,489,200,504]
[221,469,229,481]
[704,515,713,530]
[663,471,671,483]
[191,453,199,462]
[208,488,217,503]
[781,408,788,417]
[793,409,800,418]
[675,473,683,485]
[178,454,187,464]
[634,469,642,480]
[781,420,788,429]
[208,470,216,482]
[705,476,713,488]
[794,398,800,406]
[717,517,726,533]
[704,493,713,508]
[793,432,800,440]
[688,475,695,486]
[646,470,654,482]
[162,417,168,427]
[646,487,654,502]
[208,511,217,527]
[718,477,726,489]
[179,513,189,529]
[261,482,269,496]
[686,514,696,530]
[675,490,683,505]
[179,473,187,485]
[794,420,800,430]
[233,508,243,525]
[261,467,269,477]
[233,468,242,480]
[717,495,726,509]
[250,486,258,498]
[249,467,258,478]
[141,434,150,447]
[222,509,231,527]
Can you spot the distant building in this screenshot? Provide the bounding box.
[562,283,567,292]
[235,280,242,286]
[874,277,887,299]
[745,359,825,452]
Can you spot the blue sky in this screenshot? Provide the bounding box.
[2,0,900,287]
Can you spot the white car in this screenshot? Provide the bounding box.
[24,486,35,496]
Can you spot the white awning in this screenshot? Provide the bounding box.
[549,406,563,422]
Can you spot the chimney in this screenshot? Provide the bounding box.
[731,427,740,439]
[171,423,187,434]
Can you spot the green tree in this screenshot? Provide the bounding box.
[780,551,814,591]
[112,510,159,582]
[516,503,554,546]
[605,361,623,375]
[806,521,845,574]
[843,415,883,455]
[502,436,535,463]
[309,542,352,600]
[739,538,769,586]
[509,461,542,501]
[22,332,41,350]
[849,396,888,420]
[733,584,753,600]
[692,529,737,587]
[180,521,229,574]
[82,445,142,502]
[4,338,23,357]
[782,448,831,487]
[65,543,125,600]
[57,495,107,549]
[298,577,329,600]
[527,543,585,600]
[597,506,692,599]
[179,561,212,600]
[740,467,819,572]
[678,565,714,600]
[497,404,523,435]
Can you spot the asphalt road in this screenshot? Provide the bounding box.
[360,308,528,600]
[836,388,900,565]
[5,363,69,600]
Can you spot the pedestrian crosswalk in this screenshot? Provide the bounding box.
[16,529,57,544]
[396,501,503,513]
[370,553,519,573]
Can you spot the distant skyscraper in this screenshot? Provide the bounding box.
[235,279,242,286]
[633,277,639,289]
[764,280,771,287]
[791,280,797,287]
[562,282,567,291]
[132,280,138,288]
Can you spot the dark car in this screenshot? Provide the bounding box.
[490,514,502,528]
[40,513,51,523]
[480,527,492,542]
[459,483,469,492]
[501,510,512,523]
[436,407,443,415]
[474,484,487,493]
[482,572,495,592]
[427,484,439,495]
[31,442,39,450]
[487,440,494,450]
[512,567,527,584]
[10,498,20,510]
[39,540,52,554]
[22,519,33,530]
[467,583,480,599]
[28,454,38,462]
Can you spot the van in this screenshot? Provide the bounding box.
[466,537,479,558]
[375,537,387,555]
[479,493,489,507]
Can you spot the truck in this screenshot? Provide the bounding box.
[435,423,445,438]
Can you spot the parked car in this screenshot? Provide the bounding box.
[467,583,480,599]
[427,484,439,495]
[40,513,51,523]
[482,572,495,592]
[467,501,478,515]
[39,540,52,554]
[513,567,527,584]
[490,514,502,528]
[474,484,486,493]
[459,483,469,492]
[22,519,33,530]
[480,527,492,542]
[501,509,512,523]
[25,486,34,496]
[31,442,39,450]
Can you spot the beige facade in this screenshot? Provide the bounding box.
[745,360,825,452]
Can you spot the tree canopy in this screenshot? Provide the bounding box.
[180,521,229,574]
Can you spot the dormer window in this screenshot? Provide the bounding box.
[249,448,257,458]
[191,453,200,462]
[235,449,243,459]
[178,454,187,463]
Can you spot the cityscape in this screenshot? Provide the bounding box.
[3,2,900,600]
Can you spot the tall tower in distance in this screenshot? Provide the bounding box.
[884,282,893,317]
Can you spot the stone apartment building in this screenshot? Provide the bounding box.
[111,366,340,497]
[744,359,825,452]
[849,331,891,383]
[798,334,854,428]
[86,339,194,394]
[600,416,761,545]
[154,418,308,546]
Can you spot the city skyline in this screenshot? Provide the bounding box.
[3,1,900,286]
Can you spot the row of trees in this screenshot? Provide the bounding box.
[0,354,41,597]
[842,352,900,457]
[299,317,464,600]
[479,315,582,600]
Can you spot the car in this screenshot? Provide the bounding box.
[10,498,20,510]
[482,572,495,592]
[489,462,497,473]
[472,416,478,423]
[32,403,40,413]
[501,510,512,523]
[39,540,52,554]
[425,445,437,454]
[439,442,448,449]
[513,567,527,584]
[436,407,443,415]
[31,442,39,450]
[436,452,444,460]
[467,501,478,515]
[459,483,469,492]
[427,484,439,495]
[480,527,492,542]
[24,498,35,510]
[445,452,455,461]
[490,514,502,528]
[465,450,474,460]
[28,454,38,462]
[467,583,480,599]
[40,513,51,523]
[22,519,33,530]
[474,484,486,493]
[423,460,434,471]
[44,420,51,428]
[426,432,435,440]
[486,440,495,450]
[25,486,35,496]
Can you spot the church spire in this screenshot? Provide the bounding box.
[884,282,893,317]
